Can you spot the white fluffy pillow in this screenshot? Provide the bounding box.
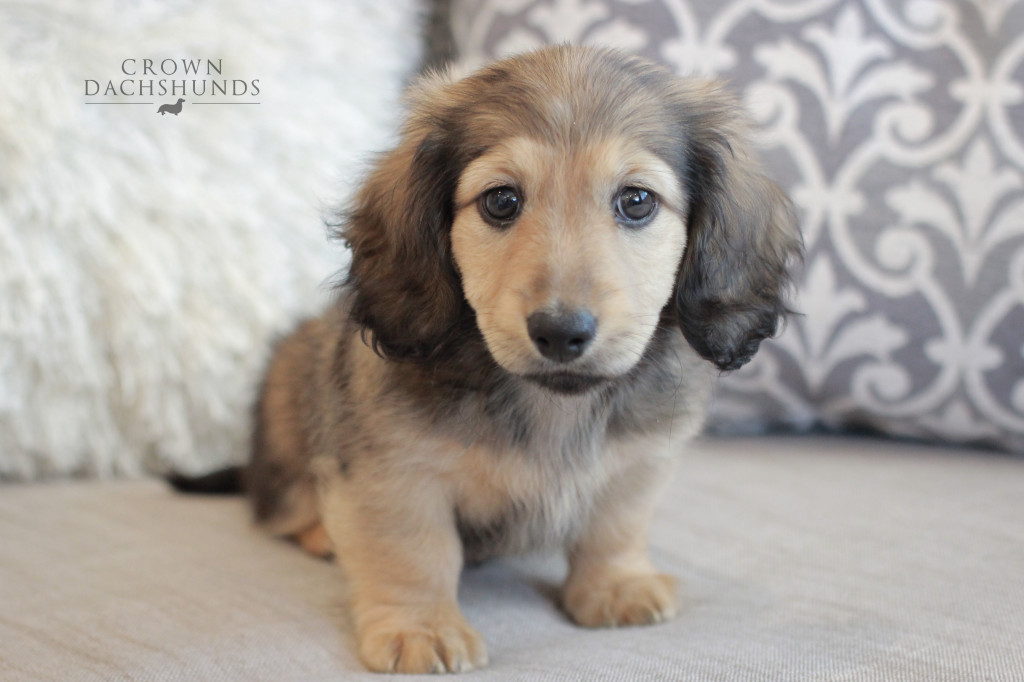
[0,1,422,479]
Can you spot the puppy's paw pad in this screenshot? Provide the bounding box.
[566,573,678,628]
[359,617,488,674]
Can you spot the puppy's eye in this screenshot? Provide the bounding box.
[479,187,521,227]
[615,187,658,225]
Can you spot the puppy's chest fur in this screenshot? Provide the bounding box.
[366,329,713,562]
[450,395,626,562]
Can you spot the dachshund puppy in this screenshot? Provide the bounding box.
[248,46,801,673]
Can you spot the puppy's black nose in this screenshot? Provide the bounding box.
[527,310,597,363]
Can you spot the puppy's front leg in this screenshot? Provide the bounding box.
[317,468,487,674]
[564,454,679,628]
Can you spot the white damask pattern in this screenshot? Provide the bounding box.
[452,0,1024,452]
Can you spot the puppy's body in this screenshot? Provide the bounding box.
[245,46,801,674]
[253,301,714,561]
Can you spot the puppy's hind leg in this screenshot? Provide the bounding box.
[250,465,330,559]
[248,320,333,559]
[294,520,333,558]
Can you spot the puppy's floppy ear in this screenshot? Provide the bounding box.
[672,83,803,371]
[338,74,470,361]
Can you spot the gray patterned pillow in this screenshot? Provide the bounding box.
[449,0,1024,453]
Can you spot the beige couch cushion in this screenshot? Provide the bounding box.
[1,436,1022,680]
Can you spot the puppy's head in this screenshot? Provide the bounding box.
[342,46,802,392]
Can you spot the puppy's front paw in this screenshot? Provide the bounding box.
[357,606,488,674]
[564,572,678,628]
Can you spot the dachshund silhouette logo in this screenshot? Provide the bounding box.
[157,98,185,116]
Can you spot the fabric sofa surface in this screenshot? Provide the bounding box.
[2,436,1022,681]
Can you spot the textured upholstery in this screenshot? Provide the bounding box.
[450,0,1024,454]
[2,437,1022,681]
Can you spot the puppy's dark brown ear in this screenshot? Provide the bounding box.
[338,76,469,361]
[672,84,803,371]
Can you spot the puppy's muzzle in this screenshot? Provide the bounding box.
[527,309,597,363]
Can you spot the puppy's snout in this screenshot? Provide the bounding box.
[527,310,597,363]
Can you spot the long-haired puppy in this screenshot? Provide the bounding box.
[177,46,801,674]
